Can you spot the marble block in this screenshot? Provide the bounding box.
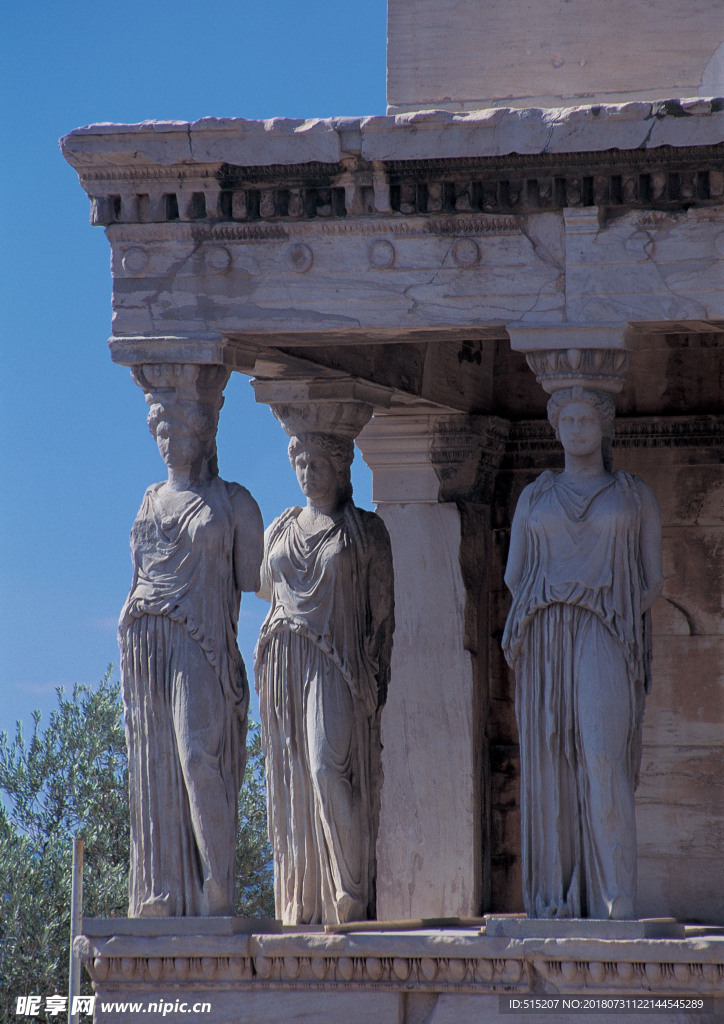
[484,915,686,939]
[387,0,724,112]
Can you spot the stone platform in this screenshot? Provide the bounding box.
[483,915,687,940]
[77,919,724,1024]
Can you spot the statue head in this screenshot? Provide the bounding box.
[147,400,219,476]
[131,363,229,480]
[288,432,354,506]
[547,386,616,471]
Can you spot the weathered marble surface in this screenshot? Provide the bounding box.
[254,403,394,925]
[484,915,685,939]
[387,0,724,112]
[357,411,509,919]
[59,103,724,348]
[61,100,724,165]
[94,206,724,342]
[373,503,479,919]
[503,388,663,919]
[119,364,263,917]
[615,439,723,923]
[490,410,723,922]
[76,922,724,1024]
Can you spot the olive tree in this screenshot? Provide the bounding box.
[0,671,273,1020]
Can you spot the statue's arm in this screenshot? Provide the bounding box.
[229,485,265,594]
[504,484,533,595]
[637,479,664,612]
[256,522,275,603]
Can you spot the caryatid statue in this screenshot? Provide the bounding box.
[119,363,264,917]
[502,384,663,920]
[254,401,394,925]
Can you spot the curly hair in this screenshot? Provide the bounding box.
[288,432,354,503]
[147,400,220,476]
[547,386,616,471]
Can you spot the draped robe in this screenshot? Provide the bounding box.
[254,503,393,925]
[119,476,258,917]
[502,470,654,919]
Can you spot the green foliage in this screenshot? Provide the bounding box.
[0,670,274,1021]
[236,725,275,919]
[0,670,128,1020]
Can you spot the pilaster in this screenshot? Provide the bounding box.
[357,411,508,919]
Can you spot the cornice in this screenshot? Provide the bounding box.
[61,101,724,227]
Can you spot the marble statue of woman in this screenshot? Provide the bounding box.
[119,366,263,917]
[502,386,663,920]
[255,427,394,925]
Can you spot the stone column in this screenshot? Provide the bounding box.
[357,410,508,920]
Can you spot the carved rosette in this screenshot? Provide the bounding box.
[525,348,629,395]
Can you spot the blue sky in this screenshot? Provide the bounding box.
[1,1,387,736]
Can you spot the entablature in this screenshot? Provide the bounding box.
[62,100,724,420]
[62,100,724,228]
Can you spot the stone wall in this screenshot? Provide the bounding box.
[387,0,724,112]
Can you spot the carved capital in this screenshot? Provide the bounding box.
[130,361,229,421]
[130,362,230,400]
[252,376,390,443]
[507,324,630,395]
[430,415,510,503]
[525,348,629,395]
[357,413,440,503]
[357,411,509,504]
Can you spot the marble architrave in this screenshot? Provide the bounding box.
[59,102,724,351]
[88,207,724,340]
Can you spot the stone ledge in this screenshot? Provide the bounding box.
[61,100,724,173]
[76,924,724,994]
[484,915,685,939]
